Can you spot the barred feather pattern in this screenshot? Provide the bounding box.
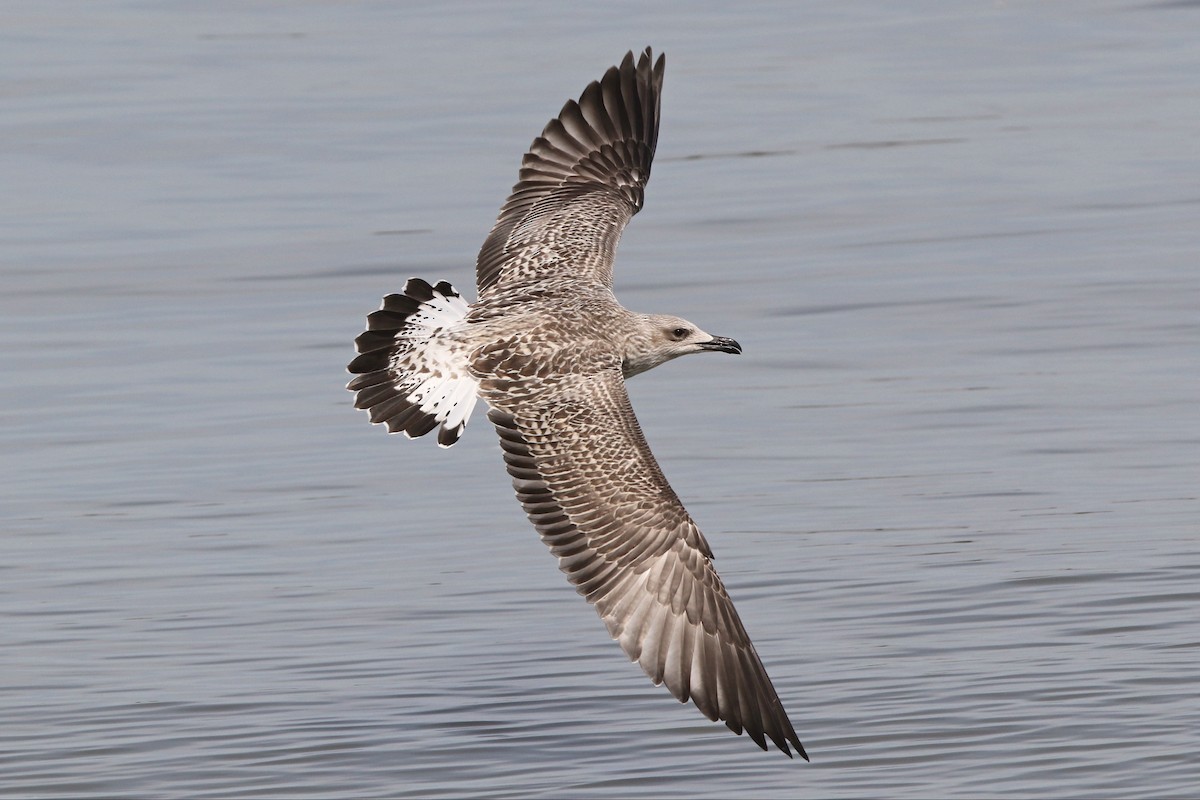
[347,278,479,448]
[475,48,664,298]
[484,367,806,759]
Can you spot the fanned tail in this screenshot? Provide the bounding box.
[347,278,479,447]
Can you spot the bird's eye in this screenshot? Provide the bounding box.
[671,327,689,340]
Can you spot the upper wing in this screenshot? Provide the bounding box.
[484,368,806,758]
[475,48,664,299]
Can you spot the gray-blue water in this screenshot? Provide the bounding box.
[3,2,1198,797]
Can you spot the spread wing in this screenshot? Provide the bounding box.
[485,368,806,758]
[475,48,664,299]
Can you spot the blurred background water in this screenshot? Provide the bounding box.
[2,1,1198,797]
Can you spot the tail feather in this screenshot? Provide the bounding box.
[347,278,479,447]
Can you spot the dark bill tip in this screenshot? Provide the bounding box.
[701,336,742,355]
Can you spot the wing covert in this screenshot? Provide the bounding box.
[484,369,806,758]
[475,48,664,298]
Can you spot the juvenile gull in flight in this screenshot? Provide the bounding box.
[347,48,806,759]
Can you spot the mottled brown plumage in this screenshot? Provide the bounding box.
[348,48,806,759]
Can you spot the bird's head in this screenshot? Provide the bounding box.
[622,314,742,377]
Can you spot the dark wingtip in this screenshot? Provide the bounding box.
[635,46,664,68]
[790,734,810,761]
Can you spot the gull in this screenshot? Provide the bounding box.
[347,48,806,758]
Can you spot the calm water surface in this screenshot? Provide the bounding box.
[2,2,1198,797]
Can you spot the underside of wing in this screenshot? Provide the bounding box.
[485,369,806,758]
[476,48,664,298]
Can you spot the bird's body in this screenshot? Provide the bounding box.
[348,48,806,759]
